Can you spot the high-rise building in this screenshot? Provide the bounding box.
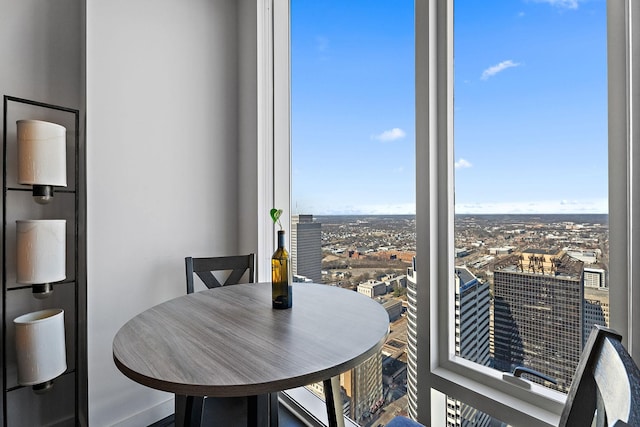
[455,267,491,366]
[406,258,419,420]
[306,351,383,424]
[446,267,492,427]
[583,267,607,288]
[341,353,384,423]
[493,249,584,393]
[584,286,609,345]
[406,261,493,426]
[291,214,322,283]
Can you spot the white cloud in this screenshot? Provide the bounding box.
[532,0,580,10]
[317,203,416,215]
[372,128,406,142]
[455,198,607,214]
[481,60,521,80]
[316,36,329,52]
[298,198,607,215]
[455,158,472,169]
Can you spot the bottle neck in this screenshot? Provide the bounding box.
[277,230,285,248]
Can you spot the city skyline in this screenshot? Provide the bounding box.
[291,0,608,215]
[314,208,610,424]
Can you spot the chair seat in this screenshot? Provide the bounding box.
[386,416,425,427]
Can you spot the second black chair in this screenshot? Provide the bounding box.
[183,253,342,426]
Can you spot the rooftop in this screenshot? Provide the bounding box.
[493,251,584,280]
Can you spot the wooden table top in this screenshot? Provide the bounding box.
[113,282,389,397]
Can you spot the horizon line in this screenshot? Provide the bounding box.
[302,212,609,216]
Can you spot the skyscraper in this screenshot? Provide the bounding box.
[493,249,584,392]
[446,267,492,427]
[584,286,609,346]
[406,258,419,420]
[291,214,322,283]
[341,353,384,423]
[583,267,607,289]
[306,352,384,423]
[406,261,492,426]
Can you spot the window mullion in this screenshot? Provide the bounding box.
[273,0,291,239]
[414,0,437,422]
[608,0,639,360]
[627,0,640,361]
[257,0,275,282]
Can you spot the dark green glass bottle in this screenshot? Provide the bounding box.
[271,230,292,309]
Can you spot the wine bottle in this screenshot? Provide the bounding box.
[272,230,292,309]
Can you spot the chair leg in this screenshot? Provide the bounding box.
[247,394,279,427]
[595,391,606,427]
[269,392,280,427]
[323,376,344,427]
[248,395,258,426]
[184,396,204,427]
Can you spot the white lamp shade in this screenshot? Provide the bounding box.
[17,120,67,187]
[14,309,67,386]
[16,220,66,284]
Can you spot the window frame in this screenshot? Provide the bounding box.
[262,0,640,426]
[257,0,291,282]
[415,0,640,426]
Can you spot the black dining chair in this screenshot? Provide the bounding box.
[182,254,276,427]
[185,253,255,294]
[387,325,640,427]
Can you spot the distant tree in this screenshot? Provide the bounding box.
[393,287,407,297]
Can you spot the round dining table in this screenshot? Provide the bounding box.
[113,281,390,427]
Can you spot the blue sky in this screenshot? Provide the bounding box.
[291,0,607,215]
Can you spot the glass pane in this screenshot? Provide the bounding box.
[291,1,415,424]
[445,394,500,427]
[431,389,507,427]
[454,0,608,394]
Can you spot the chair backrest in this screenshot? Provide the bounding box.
[185,254,255,294]
[559,325,640,427]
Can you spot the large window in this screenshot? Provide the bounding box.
[290,1,415,425]
[453,0,608,396]
[415,0,640,426]
[264,0,640,426]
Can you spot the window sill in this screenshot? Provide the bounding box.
[280,387,359,427]
[431,361,566,427]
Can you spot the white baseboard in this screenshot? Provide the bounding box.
[111,398,174,427]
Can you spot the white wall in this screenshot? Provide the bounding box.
[86,1,255,425]
[1,1,260,424]
[0,0,82,110]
